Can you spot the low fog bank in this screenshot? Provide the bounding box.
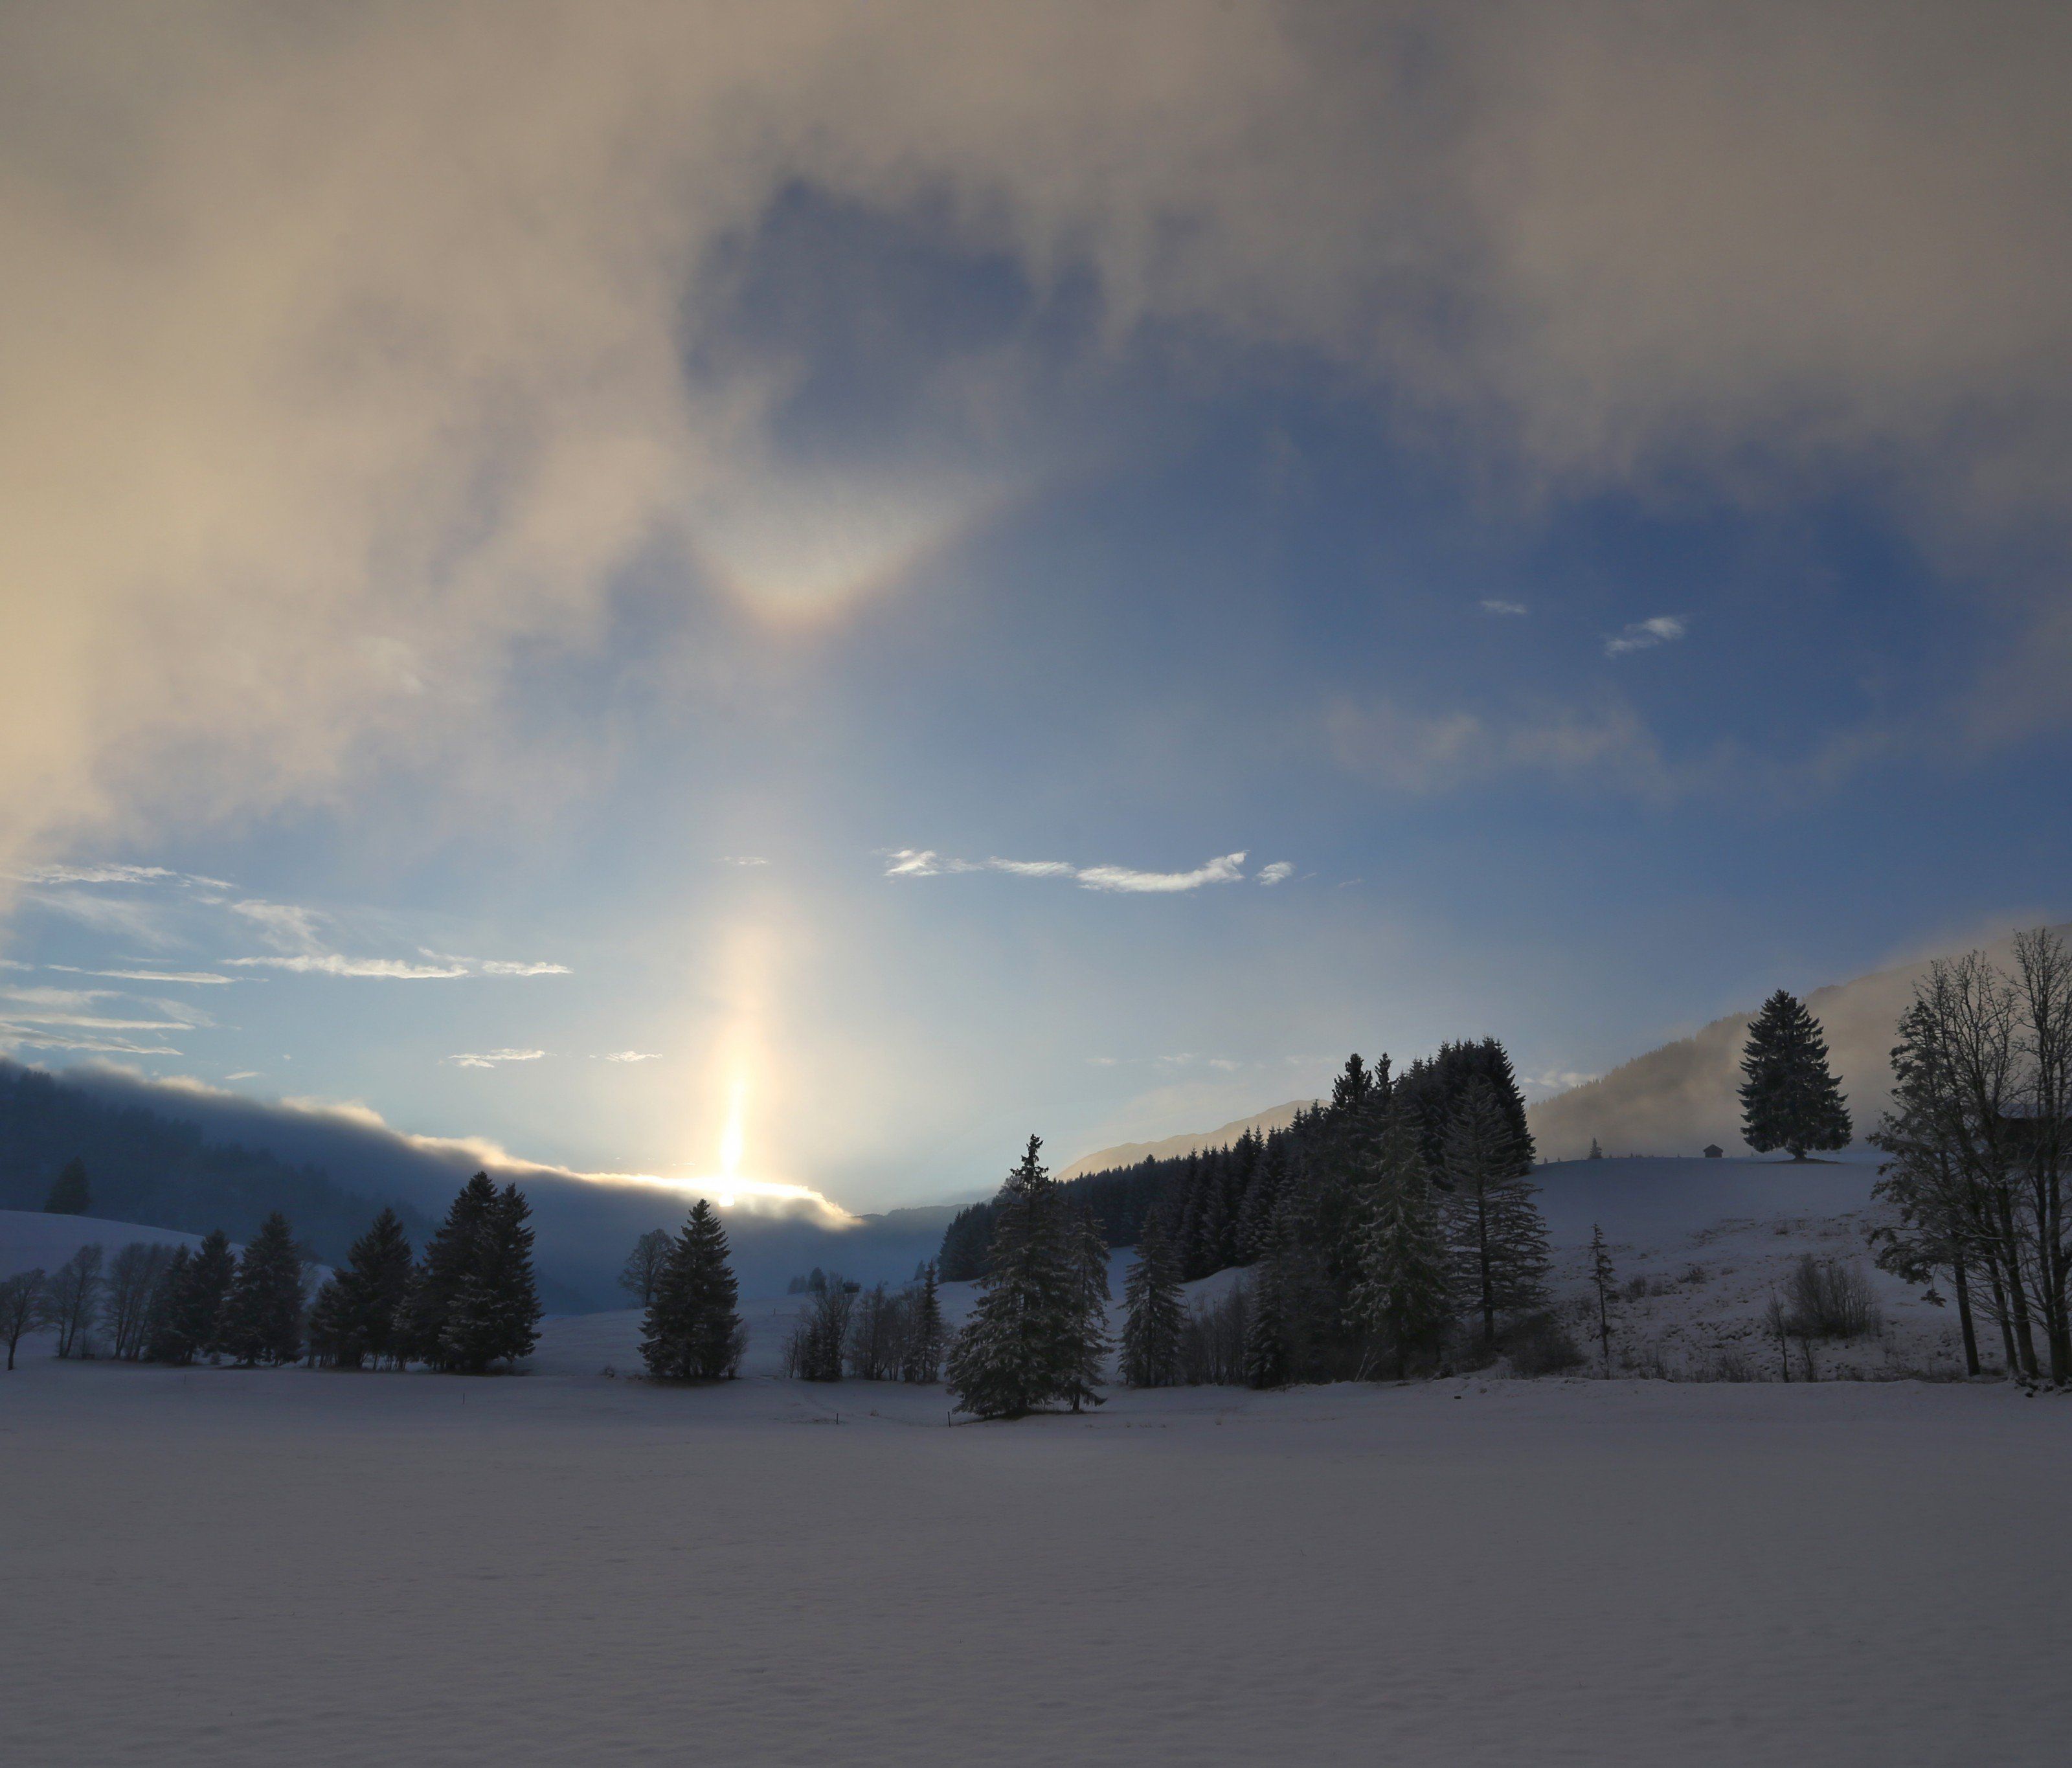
[37,1065,958,1308]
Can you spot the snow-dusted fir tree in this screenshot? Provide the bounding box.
[640,1198,743,1380]
[947,1136,1075,1418]
[1243,1216,1295,1389]
[150,1228,235,1364]
[1739,989,1852,1159]
[1587,1224,1616,1376]
[1120,1216,1183,1387]
[440,1183,544,1374]
[1063,1206,1110,1411]
[1443,1078,1551,1344]
[218,1211,305,1365]
[900,1263,946,1383]
[1347,1111,1453,1380]
[399,1172,499,1366]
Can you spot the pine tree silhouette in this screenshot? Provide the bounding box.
[1120,1216,1184,1387]
[398,1173,499,1369]
[901,1262,946,1383]
[1443,1078,1551,1343]
[1348,1112,1453,1380]
[947,1136,1077,1418]
[218,1212,305,1365]
[43,1158,91,1215]
[440,1183,543,1374]
[639,1198,743,1380]
[1739,990,1852,1159]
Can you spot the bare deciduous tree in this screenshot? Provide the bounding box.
[1,1270,45,1371]
[39,1244,104,1359]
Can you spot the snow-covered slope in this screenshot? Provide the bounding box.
[0,1209,207,1279]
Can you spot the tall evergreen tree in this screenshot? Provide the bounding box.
[947,1136,1076,1418]
[43,1157,91,1214]
[1063,1206,1110,1411]
[218,1211,305,1366]
[346,1207,416,1369]
[150,1229,235,1364]
[1120,1216,1184,1387]
[1347,1112,1453,1380]
[441,1183,544,1374]
[1739,990,1852,1159]
[901,1263,947,1383]
[639,1198,743,1381]
[1443,1078,1551,1343]
[398,1172,499,1368]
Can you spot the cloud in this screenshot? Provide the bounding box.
[598,1050,662,1062]
[2,0,2071,883]
[1256,862,1295,886]
[50,966,237,985]
[227,954,471,979]
[887,849,1252,893]
[448,1049,549,1069]
[1605,616,1687,657]
[0,1026,184,1056]
[1480,599,1529,616]
[719,855,770,867]
[12,862,231,889]
[222,1070,260,1081]
[229,899,327,954]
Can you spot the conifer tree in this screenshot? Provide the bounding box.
[151,1229,235,1364]
[1347,1112,1453,1380]
[1739,990,1852,1159]
[1120,1216,1184,1387]
[901,1262,946,1383]
[441,1183,544,1374]
[306,1273,355,1369]
[1587,1224,1616,1376]
[43,1158,91,1215]
[398,1172,499,1368]
[342,1207,415,1369]
[1063,1206,1110,1411]
[947,1136,1075,1418]
[218,1212,305,1365]
[1443,1079,1551,1343]
[639,1198,743,1381]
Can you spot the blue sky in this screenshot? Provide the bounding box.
[3,5,2068,1209]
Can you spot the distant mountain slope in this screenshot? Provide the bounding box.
[1526,923,2069,1159]
[1057,1099,1317,1181]
[0,1209,207,1281]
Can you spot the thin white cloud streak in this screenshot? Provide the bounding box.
[1480,599,1529,616]
[11,863,231,889]
[1605,616,1687,657]
[0,1025,183,1056]
[448,1048,548,1069]
[1256,862,1295,885]
[885,849,1254,893]
[719,855,771,867]
[50,966,237,985]
[227,954,471,979]
[598,1050,662,1062]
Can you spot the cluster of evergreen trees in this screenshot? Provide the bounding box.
[1871,929,2072,1384]
[783,1264,946,1383]
[1,1170,543,1375]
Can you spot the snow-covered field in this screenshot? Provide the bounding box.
[6,1158,2066,1765]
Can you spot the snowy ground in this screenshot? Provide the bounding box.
[8,1158,2065,1765]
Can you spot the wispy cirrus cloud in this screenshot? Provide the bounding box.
[597,1049,662,1063]
[1605,616,1686,657]
[50,965,237,985]
[447,1048,548,1069]
[883,849,1265,894]
[1480,599,1529,616]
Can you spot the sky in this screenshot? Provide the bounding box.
[3,3,2071,1211]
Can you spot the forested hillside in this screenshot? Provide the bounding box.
[0,1062,433,1262]
[940,1038,1533,1284]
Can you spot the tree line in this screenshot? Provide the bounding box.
[1,1170,543,1374]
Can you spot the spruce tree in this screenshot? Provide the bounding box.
[306,1273,355,1368]
[639,1198,743,1381]
[441,1183,544,1374]
[1347,1112,1453,1380]
[1120,1217,1184,1387]
[150,1229,235,1364]
[398,1172,499,1368]
[218,1212,306,1366]
[1739,990,1852,1159]
[901,1263,946,1383]
[43,1158,91,1215]
[947,1136,1075,1418]
[1443,1079,1551,1343]
[343,1207,415,1369]
[1062,1207,1110,1411]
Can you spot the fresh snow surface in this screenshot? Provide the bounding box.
[5,1343,2067,1766]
